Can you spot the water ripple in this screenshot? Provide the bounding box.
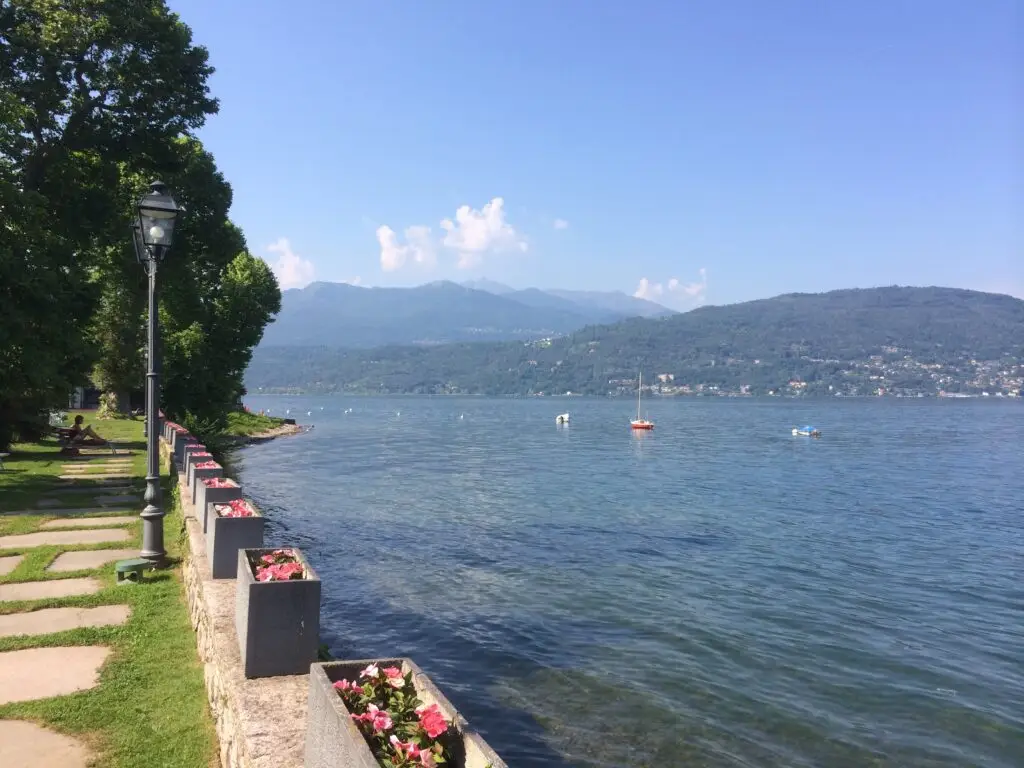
[232,396,1024,767]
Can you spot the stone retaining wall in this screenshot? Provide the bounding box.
[176,466,307,768]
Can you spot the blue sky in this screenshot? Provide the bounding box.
[168,0,1021,309]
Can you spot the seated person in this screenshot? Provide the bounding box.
[68,415,108,446]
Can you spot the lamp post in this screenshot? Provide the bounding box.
[134,181,181,564]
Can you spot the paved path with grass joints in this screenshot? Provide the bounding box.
[0,413,217,767]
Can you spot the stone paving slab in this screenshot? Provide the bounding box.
[41,516,136,530]
[0,720,90,767]
[58,475,135,481]
[46,486,138,495]
[62,456,134,462]
[0,528,131,549]
[48,548,139,572]
[60,462,133,468]
[3,506,135,517]
[0,646,111,703]
[61,458,133,464]
[0,555,24,576]
[0,604,130,638]
[60,467,132,473]
[97,494,141,504]
[63,455,134,461]
[0,577,101,602]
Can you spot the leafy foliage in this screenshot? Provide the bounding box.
[0,1,281,447]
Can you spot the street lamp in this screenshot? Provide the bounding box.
[134,180,181,564]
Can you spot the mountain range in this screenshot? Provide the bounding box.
[257,281,673,348]
[247,286,1024,396]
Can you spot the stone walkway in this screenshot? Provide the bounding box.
[0,461,140,766]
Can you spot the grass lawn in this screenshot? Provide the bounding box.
[224,410,286,437]
[0,412,218,767]
[0,411,147,514]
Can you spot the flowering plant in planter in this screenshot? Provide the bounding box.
[215,498,256,518]
[203,477,238,489]
[253,549,305,582]
[332,664,462,767]
[194,459,219,469]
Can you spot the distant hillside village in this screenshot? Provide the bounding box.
[246,286,1024,398]
[601,352,1023,399]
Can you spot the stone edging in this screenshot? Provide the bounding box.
[177,467,307,768]
[222,423,306,447]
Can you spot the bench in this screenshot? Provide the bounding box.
[55,428,76,452]
[115,558,153,584]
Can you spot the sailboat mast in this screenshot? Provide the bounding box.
[637,371,642,420]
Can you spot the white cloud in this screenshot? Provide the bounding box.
[633,277,662,300]
[634,268,708,306]
[440,197,527,269]
[266,237,315,289]
[377,225,436,272]
[553,218,569,230]
[376,197,528,272]
[341,276,362,286]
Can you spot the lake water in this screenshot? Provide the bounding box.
[234,396,1024,767]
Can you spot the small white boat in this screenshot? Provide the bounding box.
[792,425,821,437]
[555,413,570,424]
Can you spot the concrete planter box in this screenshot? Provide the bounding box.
[184,449,213,487]
[206,501,265,578]
[235,548,320,678]
[190,465,223,505]
[173,435,197,472]
[305,658,507,768]
[197,480,243,532]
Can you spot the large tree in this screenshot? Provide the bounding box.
[92,138,282,427]
[0,0,218,445]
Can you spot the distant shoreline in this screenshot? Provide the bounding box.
[245,392,1021,400]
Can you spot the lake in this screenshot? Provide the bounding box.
[234,396,1023,767]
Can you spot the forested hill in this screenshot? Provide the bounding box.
[246,287,1024,397]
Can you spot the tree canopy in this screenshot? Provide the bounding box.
[0,0,281,447]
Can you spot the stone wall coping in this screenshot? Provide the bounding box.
[177,461,307,768]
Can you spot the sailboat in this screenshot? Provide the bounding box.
[630,372,655,430]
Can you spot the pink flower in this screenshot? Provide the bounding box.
[371,709,393,732]
[332,679,364,695]
[202,477,238,488]
[351,704,392,732]
[389,736,434,765]
[216,499,256,518]
[194,460,220,469]
[254,562,304,581]
[415,703,448,739]
[359,663,380,679]
[382,666,404,689]
[255,550,299,578]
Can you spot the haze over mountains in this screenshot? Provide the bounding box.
[258,280,674,348]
